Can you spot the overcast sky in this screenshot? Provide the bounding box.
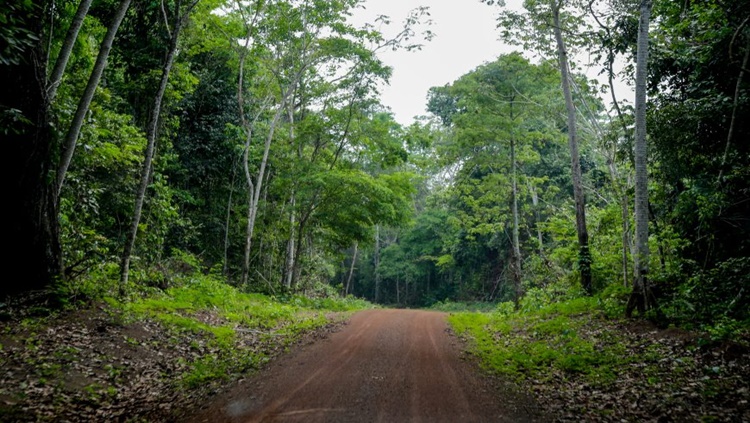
[351,0,632,126]
[349,0,519,125]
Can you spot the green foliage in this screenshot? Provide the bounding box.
[659,257,750,340]
[449,297,625,383]
[597,284,629,318]
[0,0,40,66]
[4,0,745,348]
[277,293,375,312]
[428,301,498,313]
[116,274,371,387]
[182,353,264,389]
[518,282,586,313]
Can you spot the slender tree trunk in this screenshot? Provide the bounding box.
[240,131,255,287]
[396,276,400,306]
[47,0,93,103]
[627,0,655,317]
[345,242,358,296]
[718,40,749,183]
[120,0,197,292]
[552,2,592,294]
[240,105,285,286]
[283,192,296,289]
[282,102,297,289]
[222,159,238,277]
[528,181,544,256]
[291,222,306,289]
[510,136,523,304]
[374,225,381,303]
[56,0,131,196]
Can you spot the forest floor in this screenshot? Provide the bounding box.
[450,300,750,422]
[0,287,354,422]
[1,297,748,422]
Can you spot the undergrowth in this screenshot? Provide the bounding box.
[449,295,628,384]
[447,287,750,421]
[428,300,498,313]
[107,276,373,388]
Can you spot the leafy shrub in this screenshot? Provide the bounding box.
[519,281,584,312]
[660,257,750,338]
[494,301,516,316]
[429,300,498,312]
[597,283,629,318]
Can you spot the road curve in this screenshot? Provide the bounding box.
[187,309,540,423]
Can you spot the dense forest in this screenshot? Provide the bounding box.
[2,0,749,332]
[1,0,749,420]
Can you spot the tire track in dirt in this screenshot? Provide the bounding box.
[187,309,543,423]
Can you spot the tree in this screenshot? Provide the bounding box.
[626,0,654,316]
[46,0,93,104]
[551,1,592,295]
[57,0,132,196]
[427,53,570,303]
[487,0,595,294]
[120,0,201,290]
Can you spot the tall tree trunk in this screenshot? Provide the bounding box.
[528,181,544,256]
[374,225,381,303]
[47,0,93,103]
[291,222,306,289]
[718,39,749,183]
[510,136,523,304]
[240,104,286,286]
[345,243,358,296]
[120,0,198,292]
[282,102,296,289]
[396,276,400,306]
[627,0,655,317]
[223,160,238,277]
[56,0,131,196]
[283,192,296,289]
[552,2,592,294]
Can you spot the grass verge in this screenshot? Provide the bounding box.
[448,295,750,421]
[0,276,373,422]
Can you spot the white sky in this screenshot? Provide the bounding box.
[352,0,514,125]
[351,0,633,126]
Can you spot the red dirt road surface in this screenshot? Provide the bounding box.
[187,309,543,423]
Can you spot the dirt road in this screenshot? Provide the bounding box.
[187,309,542,423]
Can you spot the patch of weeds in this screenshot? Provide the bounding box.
[701,378,721,399]
[38,362,62,378]
[182,355,227,389]
[53,345,80,362]
[81,383,111,402]
[449,299,629,384]
[104,364,125,382]
[429,300,498,313]
[276,313,327,339]
[115,275,364,396]
[282,294,374,312]
[182,351,265,389]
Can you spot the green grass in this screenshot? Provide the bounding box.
[448,295,627,384]
[110,276,373,388]
[429,300,499,313]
